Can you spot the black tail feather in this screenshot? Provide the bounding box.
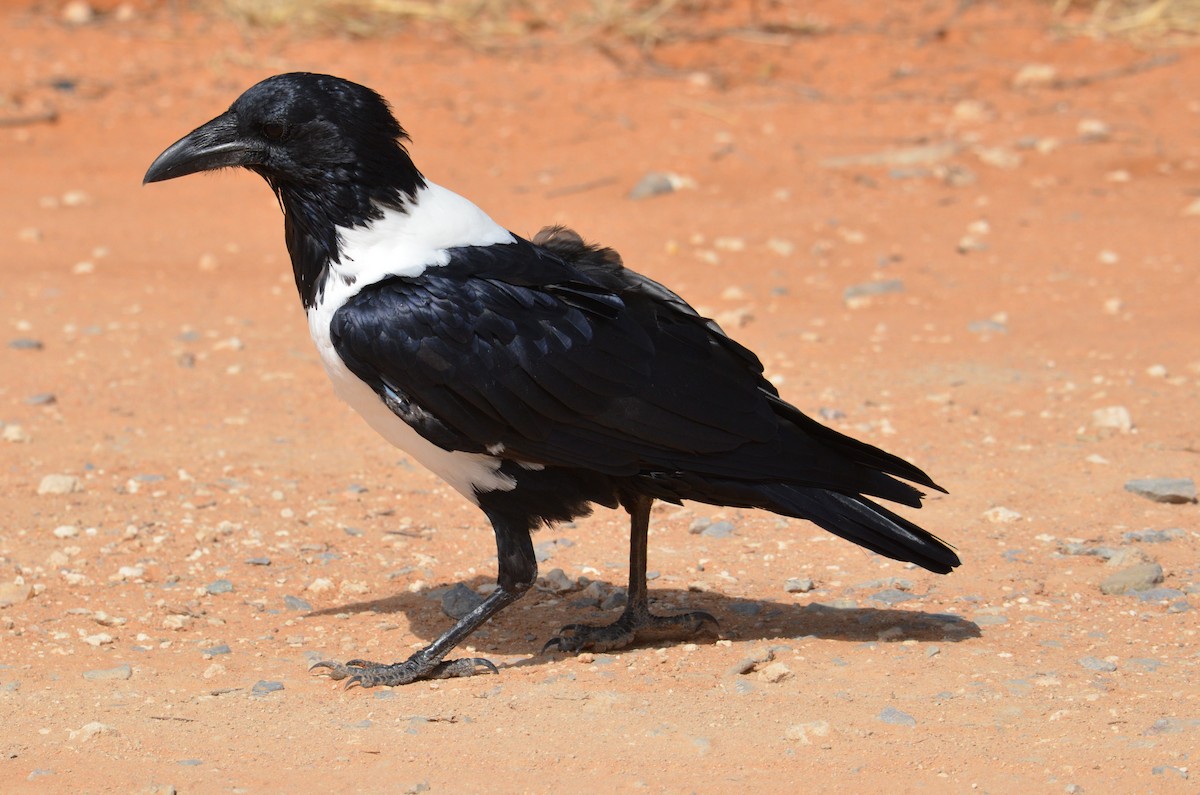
[694,480,959,574]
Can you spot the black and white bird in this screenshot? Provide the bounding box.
[145,73,959,688]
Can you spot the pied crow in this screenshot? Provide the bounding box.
[145,73,959,688]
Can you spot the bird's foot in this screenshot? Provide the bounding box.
[309,653,497,688]
[542,603,719,654]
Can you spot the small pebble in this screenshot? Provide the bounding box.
[700,521,735,539]
[785,577,815,594]
[251,680,284,695]
[61,1,95,25]
[206,579,234,595]
[784,720,830,745]
[877,706,916,727]
[70,721,116,742]
[843,279,904,307]
[1078,656,1117,673]
[1151,766,1188,780]
[1077,118,1112,142]
[983,506,1021,523]
[538,568,575,593]
[441,582,485,620]
[283,595,312,611]
[628,171,692,200]
[1122,528,1183,544]
[37,474,82,495]
[82,664,132,681]
[1124,478,1197,504]
[1092,406,1133,433]
[1012,63,1057,89]
[1099,563,1163,595]
[0,581,34,606]
[8,338,43,350]
[869,588,915,606]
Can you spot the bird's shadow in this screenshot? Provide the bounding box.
[306,575,980,661]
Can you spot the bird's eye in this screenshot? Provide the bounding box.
[262,121,287,141]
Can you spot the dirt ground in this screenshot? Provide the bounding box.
[2,1,1198,792]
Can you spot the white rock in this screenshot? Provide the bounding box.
[38,474,82,495]
[983,506,1022,524]
[785,720,831,745]
[69,722,116,742]
[1012,63,1057,89]
[1092,405,1133,433]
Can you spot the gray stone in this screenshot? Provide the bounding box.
[201,643,231,656]
[283,595,312,611]
[206,579,234,595]
[700,520,735,539]
[441,582,485,620]
[1099,563,1164,595]
[37,474,82,495]
[1144,717,1200,735]
[1151,766,1189,780]
[82,664,132,681]
[1122,528,1184,544]
[877,706,916,727]
[8,338,44,350]
[785,577,815,593]
[869,588,916,606]
[629,171,682,200]
[843,279,904,303]
[1078,656,1117,672]
[251,680,284,695]
[1124,478,1197,504]
[538,568,575,593]
[1133,587,1184,602]
[600,589,627,610]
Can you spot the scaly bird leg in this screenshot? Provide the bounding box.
[543,493,718,654]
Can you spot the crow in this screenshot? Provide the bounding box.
[145,73,958,688]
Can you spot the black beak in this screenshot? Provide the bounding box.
[143,111,259,184]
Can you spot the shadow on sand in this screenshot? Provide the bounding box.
[306,575,980,667]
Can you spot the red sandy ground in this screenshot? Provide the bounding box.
[1,2,1198,792]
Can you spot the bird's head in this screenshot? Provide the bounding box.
[144,72,424,207]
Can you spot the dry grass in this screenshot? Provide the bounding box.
[214,0,694,46]
[1054,0,1200,41]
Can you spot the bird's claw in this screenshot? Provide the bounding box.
[309,655,497,688]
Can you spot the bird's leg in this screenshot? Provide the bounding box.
[311,511,536,688]
[543,494,718,654]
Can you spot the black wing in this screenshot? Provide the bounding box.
[329,237,937,504]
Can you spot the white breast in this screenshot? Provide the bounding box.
[305,182,519,502]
